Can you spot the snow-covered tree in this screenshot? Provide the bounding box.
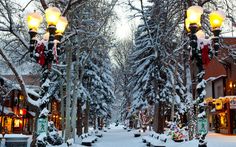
[112,39,134,121]
[127,0,188,133]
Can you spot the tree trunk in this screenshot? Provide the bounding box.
[171,97,175,122]
[60,79,65,138]
[101,118,104,129]
[153,102,164,134]
[77,99,83,136]
[93,114,97,130]
[153,103,159,132]
[98,117,101,129]
[84,100,89,133]
[71,96,78,140]
[157,101,164,133]
[186,63,195,140]
[65,47,72,141]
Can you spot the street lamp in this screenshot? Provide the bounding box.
[26,7,68,146]
[185,5,225,147]
[26,12,43,57]
[209,10,226,56]
[26,7,68,68]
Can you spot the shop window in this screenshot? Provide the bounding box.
[14,119,21,127]
[219,112,227,128]
[4,117,12,133]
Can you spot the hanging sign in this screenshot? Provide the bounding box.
[230,98,236,109]
[37,118,48,134]
[198,118,208,135]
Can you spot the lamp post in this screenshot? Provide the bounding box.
[26,7,68,146]
[185,5,225,147]
[26,7,68,96]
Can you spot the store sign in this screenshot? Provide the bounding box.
[230,98,236,109]
[215,99,223,110]
[37,118,48,134]
[198,118,208,135]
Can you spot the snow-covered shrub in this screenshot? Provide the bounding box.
[47,121,63,145]
[36,132,47,147]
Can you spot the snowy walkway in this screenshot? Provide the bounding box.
[51,125,236,147]
[93,126,236,147]
[94,125,145,147]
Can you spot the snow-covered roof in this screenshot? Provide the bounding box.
[0,75,40,98]
[2,75,40,86]
[28,111,36,117]
[0,105,14,115]
[206,75,227,82]
[218,96,236,99]
[0,134,29,138]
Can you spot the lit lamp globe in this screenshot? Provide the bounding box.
[26,12,43,32]
[56,16,68,36]
[45,7,61,27]
[185,18,191,33]
[209,10,226,30]
[187,6,203,32]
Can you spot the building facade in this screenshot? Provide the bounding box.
[0,75,61,135]
[204,37,236,134]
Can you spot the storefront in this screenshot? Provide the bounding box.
[0,91,35,134]
[207,97,236,134]
[48,100,61,129]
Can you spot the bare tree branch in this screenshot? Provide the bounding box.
[22,0,34,11]
[40,0,48,10]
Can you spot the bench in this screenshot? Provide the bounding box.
[134,130,141,137]
[95,131,103,138]
[142,134,156,143]
[66,138,74,147]
[142,133,168,147]
[150,141,166,147]
[134,133,141,137]
[150,134,168,147]
[81,134,98,146]
[103,129,108,132]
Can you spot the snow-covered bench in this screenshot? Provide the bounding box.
[134,130,141,137]
[134,133,141,137]
[95,131,103,138]
[81,134,98,146]
[142,134,157,143]
[142,133,168,146]
[150,141,166,147]
[103,129,108,132]
[67,138,74,147]
[150,134,169,147]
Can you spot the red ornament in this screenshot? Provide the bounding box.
[201,44,210,65]
[20,108,27,115]
[36,43,46,66]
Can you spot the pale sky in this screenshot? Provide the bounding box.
[114,0,152,40]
